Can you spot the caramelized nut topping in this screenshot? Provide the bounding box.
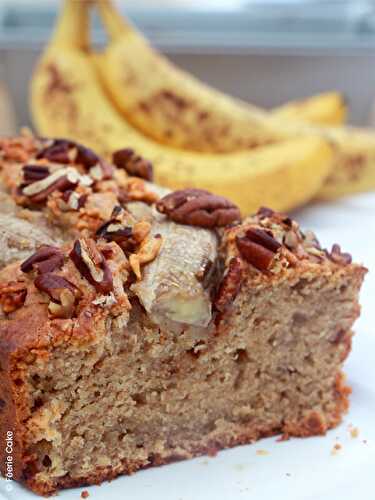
[214,257,243,312]
[245,228,281,253]
[21,167,92,203]
[0,282,27,313]
[113,148,153,181]
[23,165,50,182]
[156,188,241,228]
[196,259,218,289]
[257,207,275,219]
[36,139,113,180]
[21,246,65,274]
[96,220,133,243]
[70,239,113,293]
[330,244,352,265]
[36,139,77,164]
[61,190,87,210]
[34,273,81,318]
[236,228,281,271]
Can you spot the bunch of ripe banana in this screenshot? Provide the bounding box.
[30,0,375,215]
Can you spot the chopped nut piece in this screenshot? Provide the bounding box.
[125,177,159,205]
[61,190,87,211]
[48,288,76,319]
[214,257,242,312]
[113,148,153,181]
[96,221,133,244]
[284,230,300,250]
[245,228,281,253]
[23,165,50,182]
[156,188,241,228]
[70,239,113,293]
[196,258,219,290]
[0,281,27,313]
[34,273,81,318]
[236,228,281,271]
[21,246,65,274]
[21,167,92,203]
[330,244,352,265]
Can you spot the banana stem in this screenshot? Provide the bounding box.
[51,0,90,50]
[97,0,134,40]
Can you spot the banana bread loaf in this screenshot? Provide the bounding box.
[0,134,367,496]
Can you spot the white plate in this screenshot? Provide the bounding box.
[1,193,375,500]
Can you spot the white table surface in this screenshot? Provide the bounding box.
[1,193,374,500]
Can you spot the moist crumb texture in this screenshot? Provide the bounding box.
[0,135,367,496]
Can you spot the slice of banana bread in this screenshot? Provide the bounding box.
[0,135,367,496]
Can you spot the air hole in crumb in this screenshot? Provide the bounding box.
[14,378,23,387]
[118,433,126,442]
[32,374,41,384]
[340,285,347,294]
[94,391,101,398]
[235,349,249,364]
[291,278,309,294]
[292,312,307,326]
[234,350,249,390]
[32,397,43,410]
[253,317,263,327]
[42,455,52,468]
[267,336,276,347]
[133,393,147,406]
[0,399,6,411]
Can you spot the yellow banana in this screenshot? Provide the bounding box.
[272,92,347,126]
[95,0,346,153]
[30,0,333,215]
[95,0,375,201]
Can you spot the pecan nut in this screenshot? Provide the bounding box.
[21,167,92,203]
[34,273,81,318]
[70,239,113,293]
[329,244,352,265]
[195,258,219,290]
[95,206,136,249]
[156,188,241,228]
[214,257,243,312]
[112,148,153,181]
[236,227,281,271]
[36,139,77,164]
[61,190,87,211]
[0,282,27,313]
[21,246,65,274]
[37,139,112,179]
[23,165,50,182]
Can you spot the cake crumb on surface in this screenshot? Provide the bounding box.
[256,449,269,456]
[331,443,342,455]
[349,426,359,438]
[81,491,89,499]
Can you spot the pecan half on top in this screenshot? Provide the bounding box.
[34,273,81,319]
[112,148,153,181]
[21,246,65,274]
[236,227,282,272]
[156,189,241,228]
[20,166,93,203]
[329,244,352,265]
[70,239,113,294]
[0,281,27,314]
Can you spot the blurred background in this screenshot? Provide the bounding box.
[1,0,375,131]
